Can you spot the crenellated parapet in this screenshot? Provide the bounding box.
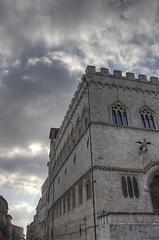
[85,65,159,84]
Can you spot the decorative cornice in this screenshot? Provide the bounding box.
[94,165,144,173]
[88,80,159,96]
[94,161,159,174]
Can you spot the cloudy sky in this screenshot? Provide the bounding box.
[0,0,159,235]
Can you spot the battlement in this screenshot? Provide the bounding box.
[85,65,159,84]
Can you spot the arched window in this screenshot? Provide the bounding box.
[123,111,128,126]
[112,110,117,124]
[132,177,139,198]
[141,114,146,128]
[139,107,156,130]
[150,175,159,213]
[150,115,155,129]
[111,104,128,126]
[121,176,128,198]
[127,176,133,198]
[117,111,123,125]
[145,115,150,129]
[121,176,139,198]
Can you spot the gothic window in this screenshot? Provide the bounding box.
[139,107,156,130]
[133,177,139,198]
[127,176,133,198]
[150,175,159,213]
[78,183,83,204]
[112,110,117,124]
[123,111,128,126]
[150,115,156,129]
[121,176,128,198]
[117,111,123,125]
[111,104,128,126]
[86,179,92,200]
[141,114,146,128]
[121,176,139,198]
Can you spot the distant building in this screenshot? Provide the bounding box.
[0,195,24,240]
[26,178,48,240]
[0,196,8,240]
[27,65,159,240]
[7,224,24,240]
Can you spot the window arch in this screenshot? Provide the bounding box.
[133,177,139,198]
[111,103,128,126]
[127,176,133,198]
[121,176,139,198]
[139,107,156,130]
[121,176,128,198]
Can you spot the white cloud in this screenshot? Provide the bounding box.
[0,143,49,158]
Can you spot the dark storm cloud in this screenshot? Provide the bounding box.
[0,0,135,58]
[0,153,47,178]
[0,59,79,148]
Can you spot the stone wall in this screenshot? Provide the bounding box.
[97,213,159,240]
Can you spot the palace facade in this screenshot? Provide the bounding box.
[27,65,159,240]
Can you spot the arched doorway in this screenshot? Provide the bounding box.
[150,175,159,213]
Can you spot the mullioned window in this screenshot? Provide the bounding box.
[111,103,128,126]
[121,176,139,198]
[139,107,156,130]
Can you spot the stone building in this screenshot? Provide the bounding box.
[7,223,24,240]
[0,196,24,240]
[26,178,48,240]
[0,196,8,240]
[27,65,159,240]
